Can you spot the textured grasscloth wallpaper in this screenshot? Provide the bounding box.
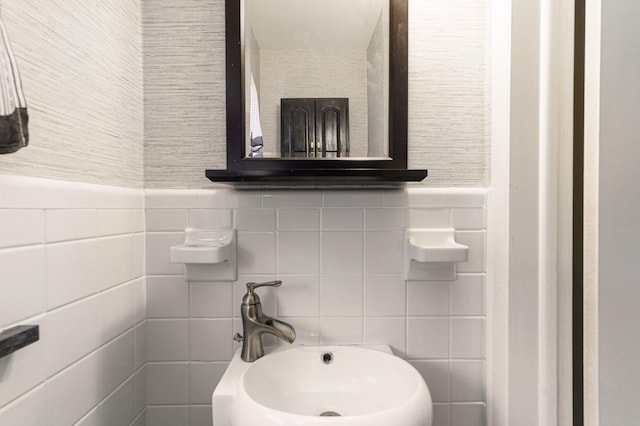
[0,0,144,188]
[143,0,490,188]
[143,0,226,189]
[407,0,490,187]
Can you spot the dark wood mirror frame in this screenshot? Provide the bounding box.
[206,0,427,184]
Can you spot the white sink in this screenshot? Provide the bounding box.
[212,345,432,426]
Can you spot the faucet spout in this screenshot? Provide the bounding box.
[241,314,296,362]
[264,317,296,343]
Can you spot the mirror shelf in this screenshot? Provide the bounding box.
[206,168,427,186]
[206,0,427,186]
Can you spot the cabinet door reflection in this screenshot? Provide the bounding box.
[281,98,349,158]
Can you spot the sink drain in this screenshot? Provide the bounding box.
[319,411,341,417]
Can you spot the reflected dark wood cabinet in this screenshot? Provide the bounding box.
[281,98,349,158]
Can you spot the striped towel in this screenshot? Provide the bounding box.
[249,74,263,155]
[0,16,28,154]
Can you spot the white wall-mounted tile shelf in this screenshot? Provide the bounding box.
[171,228,237,281]
[405,228,469,281]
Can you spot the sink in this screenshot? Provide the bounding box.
[212,345,433,425]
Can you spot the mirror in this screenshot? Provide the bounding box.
[208,0,426,184]
[243,0,389,159]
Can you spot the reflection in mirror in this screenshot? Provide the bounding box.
[243,0,389,159]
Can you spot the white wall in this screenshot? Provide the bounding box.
[145,187,488,426]
[0,1,146,424]
[593,0,640,423]
[0,177,146,426]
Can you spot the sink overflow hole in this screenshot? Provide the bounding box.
[319,411,341,417]
[321,352,334,364]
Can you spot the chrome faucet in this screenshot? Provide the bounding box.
[233,280,296,362]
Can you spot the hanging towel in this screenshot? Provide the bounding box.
[249,74,263,156]
[0,16,28,154]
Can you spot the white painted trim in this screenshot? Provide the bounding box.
[0,174,144,209]
[553,0,577,422]
[508,0,543,422]
[490,0,575,424]
[539,0,575,424]
[487,0,512,424]
[583,0,600,424]
[538,17,560,423]
[538,0,559,421]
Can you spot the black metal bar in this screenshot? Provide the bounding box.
[0,325,39,358]
[573,0,586,423]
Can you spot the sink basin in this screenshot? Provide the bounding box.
[213,345,432,425]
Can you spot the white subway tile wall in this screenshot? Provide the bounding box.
[145,187,487,426]
[0,180,487,426]
[0,176,146,426]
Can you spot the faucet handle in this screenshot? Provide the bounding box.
[246,280,282,292]
[242,280,282,305]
